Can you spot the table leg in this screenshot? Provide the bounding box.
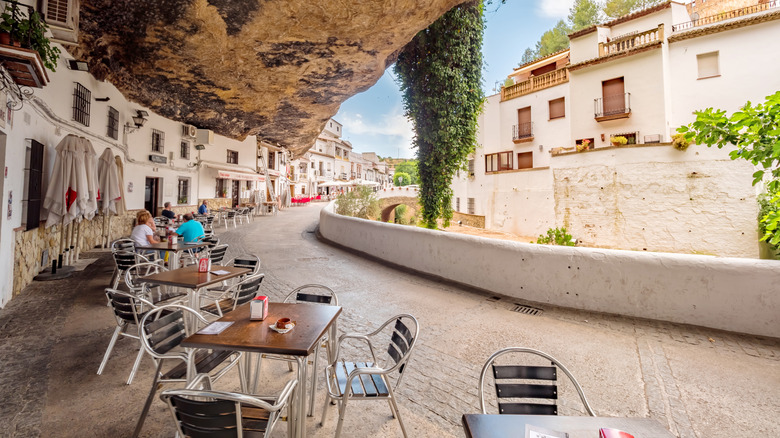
[295,356,308,438]
[170,251,179,270]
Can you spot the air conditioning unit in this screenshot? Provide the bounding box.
[182,124,197,138]
[196,129,214,145]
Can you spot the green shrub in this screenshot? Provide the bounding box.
[758,191,780,259]
[335,186,379,219]
[536,227,576,246]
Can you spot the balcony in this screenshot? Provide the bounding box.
[598,25,663,57]
[594,93,631,122]
[672,1,780,32]
[512,122,534,143]
[500,68,568,102]
[0,44,49,88]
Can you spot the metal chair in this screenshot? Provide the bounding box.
[124,262,186,304]
[224,210,237,229]
[205,254,262,294]
[97,289,156,385]
[110,250,153,290]
[321,314,419,438]
[200,273,265,318]
[237,207,252,225]
[160,373,297,438]
[208,243,229,265]
[133,304,244,437]
[478,347,596,416]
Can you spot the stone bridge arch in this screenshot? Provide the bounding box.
[375,187,421,222]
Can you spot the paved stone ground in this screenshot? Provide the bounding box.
[1,203,778,437]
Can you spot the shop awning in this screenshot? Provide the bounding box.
[202,162,266,182]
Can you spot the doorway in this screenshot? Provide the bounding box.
[231,180,240,208]
[144,177,160,215]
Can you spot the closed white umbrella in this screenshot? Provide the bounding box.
[43,134,89,227]
[80,137,99,220]
[98,147,121,214]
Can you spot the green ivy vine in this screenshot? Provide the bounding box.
[394,0,484,229]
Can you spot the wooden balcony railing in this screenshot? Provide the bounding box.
[500,68,569,102]
[672,0,779,32]
[598,24,664,57]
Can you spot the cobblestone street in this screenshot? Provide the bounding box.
[1,203,778,437]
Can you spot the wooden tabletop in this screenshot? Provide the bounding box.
[135,241,211,253]
[462,415,675,438]
[182,302,342,356]
[141,265,250,289]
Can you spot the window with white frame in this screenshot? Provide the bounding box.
[180,141,190,159]
[227,149,238,164]
[697,51,719,79]
[467,198,475,214]
[107,106,119,140]
[151,129,165,153]
[177,178,189,204]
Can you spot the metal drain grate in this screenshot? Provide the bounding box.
[511,304,542,316]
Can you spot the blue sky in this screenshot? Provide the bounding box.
[335,0,575,159]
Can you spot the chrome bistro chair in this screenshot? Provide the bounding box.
[478,347,596,416]
[160,373,298,438]
[200,273,265,319]
[321,314,419,438]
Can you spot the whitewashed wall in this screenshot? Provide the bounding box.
[552,143,759,257]
[320,202,780,338]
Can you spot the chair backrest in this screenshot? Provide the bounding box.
[105,288,154,326]
[113,250,151,271]
[362,314,418,390]
[140,305,205,359]
[284,284,338,306]
[111,238,135,253]
[229,274,265,308]
[226,211,236,219]
[208,244,228,264]
[227,254,261,275]
[202,236,219,249]
[124,262,167,295]
[478,347,595,416]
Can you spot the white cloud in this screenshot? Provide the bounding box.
[339,106,416,158]
[537,0,575,19]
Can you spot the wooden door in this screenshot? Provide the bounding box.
[602,77,625,115]
[517,107,531,136]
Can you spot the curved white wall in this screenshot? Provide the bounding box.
[320,202,780,338]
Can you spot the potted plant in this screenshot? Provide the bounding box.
[611,136,628,146]
[0,4,60,71]
[576,139,592,152]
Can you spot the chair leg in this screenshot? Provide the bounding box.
[97,325,123,375]
[132,360,163,438]
[126,346,145,385]
[388,386,408,438]
[320,391,331,426]
[334,397,349,438]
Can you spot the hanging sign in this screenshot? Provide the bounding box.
[149,155,167,164]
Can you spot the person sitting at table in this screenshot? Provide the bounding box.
[175,213,205,243]
[161,202,176,220]
[131,210,161,257]
[198,200,209,215]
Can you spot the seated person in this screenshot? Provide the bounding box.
[131,210,160,249]
[198,200,208,215]
[161,202,176,219]
[176,213,205,243]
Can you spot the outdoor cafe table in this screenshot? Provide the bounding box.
[182,302,342,438]
[134,240,211,270]
[462,414,676,438]
[140,265,250,329]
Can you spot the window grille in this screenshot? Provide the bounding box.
[180,141,190,159]
[151,129,165,153]
[467,198,476,214]
[456,197,461,212]
[177,178,189,204]
[227,150,238,164]
[107,107,119,140]
[72,83,91,126]
[468,159,475,177]
[43,0,71,25]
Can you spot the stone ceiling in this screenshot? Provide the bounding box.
[72,0,467,156]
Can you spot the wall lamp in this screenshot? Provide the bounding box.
[124,110,149,133]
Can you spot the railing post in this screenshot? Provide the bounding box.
[598,42,605,57]
[658,23,664,41]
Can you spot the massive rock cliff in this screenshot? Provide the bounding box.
[71,0,466,155]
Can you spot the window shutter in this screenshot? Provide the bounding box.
[44,0,71,25]
[549,97,565,119]
[697,52,719,78]
[25,140,45,231]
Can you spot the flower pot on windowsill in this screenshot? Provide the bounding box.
[0,32,10,45]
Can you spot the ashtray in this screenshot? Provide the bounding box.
[269,322,295,334]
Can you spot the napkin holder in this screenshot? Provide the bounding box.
[197,257,211,273]
[250,296,268,320]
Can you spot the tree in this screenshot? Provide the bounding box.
[678,91,780,251]
[394,172,411,186]
[519,47,536,66]
[568,0,601,31]
[394,160,419,184]
[335,186,380,219]
[535,20,570,57]
[604,0,660,19]
[395,1,484,229]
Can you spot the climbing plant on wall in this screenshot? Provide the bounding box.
[394,0,484,229]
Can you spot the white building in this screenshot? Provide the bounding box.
[452,0,778,258]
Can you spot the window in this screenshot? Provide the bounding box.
[227,149,238,164]
[268,151,276,169]
[151,129,165,153]
[468,159,475,177]
[216,178,227,197]
[72,82,91,126]
[600,77,626,117]
[245,181,252,190]
[180,141,190,159]
[177,178,189,204]
[107,106,119,139]
[467,198,475,214]
[456,197,461,212]
[517,152,533,169]
[23,140,44,231]
[697,51,719,79]
[485,152,513,172]
[549,97,565,120]
[41,0,78,44]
